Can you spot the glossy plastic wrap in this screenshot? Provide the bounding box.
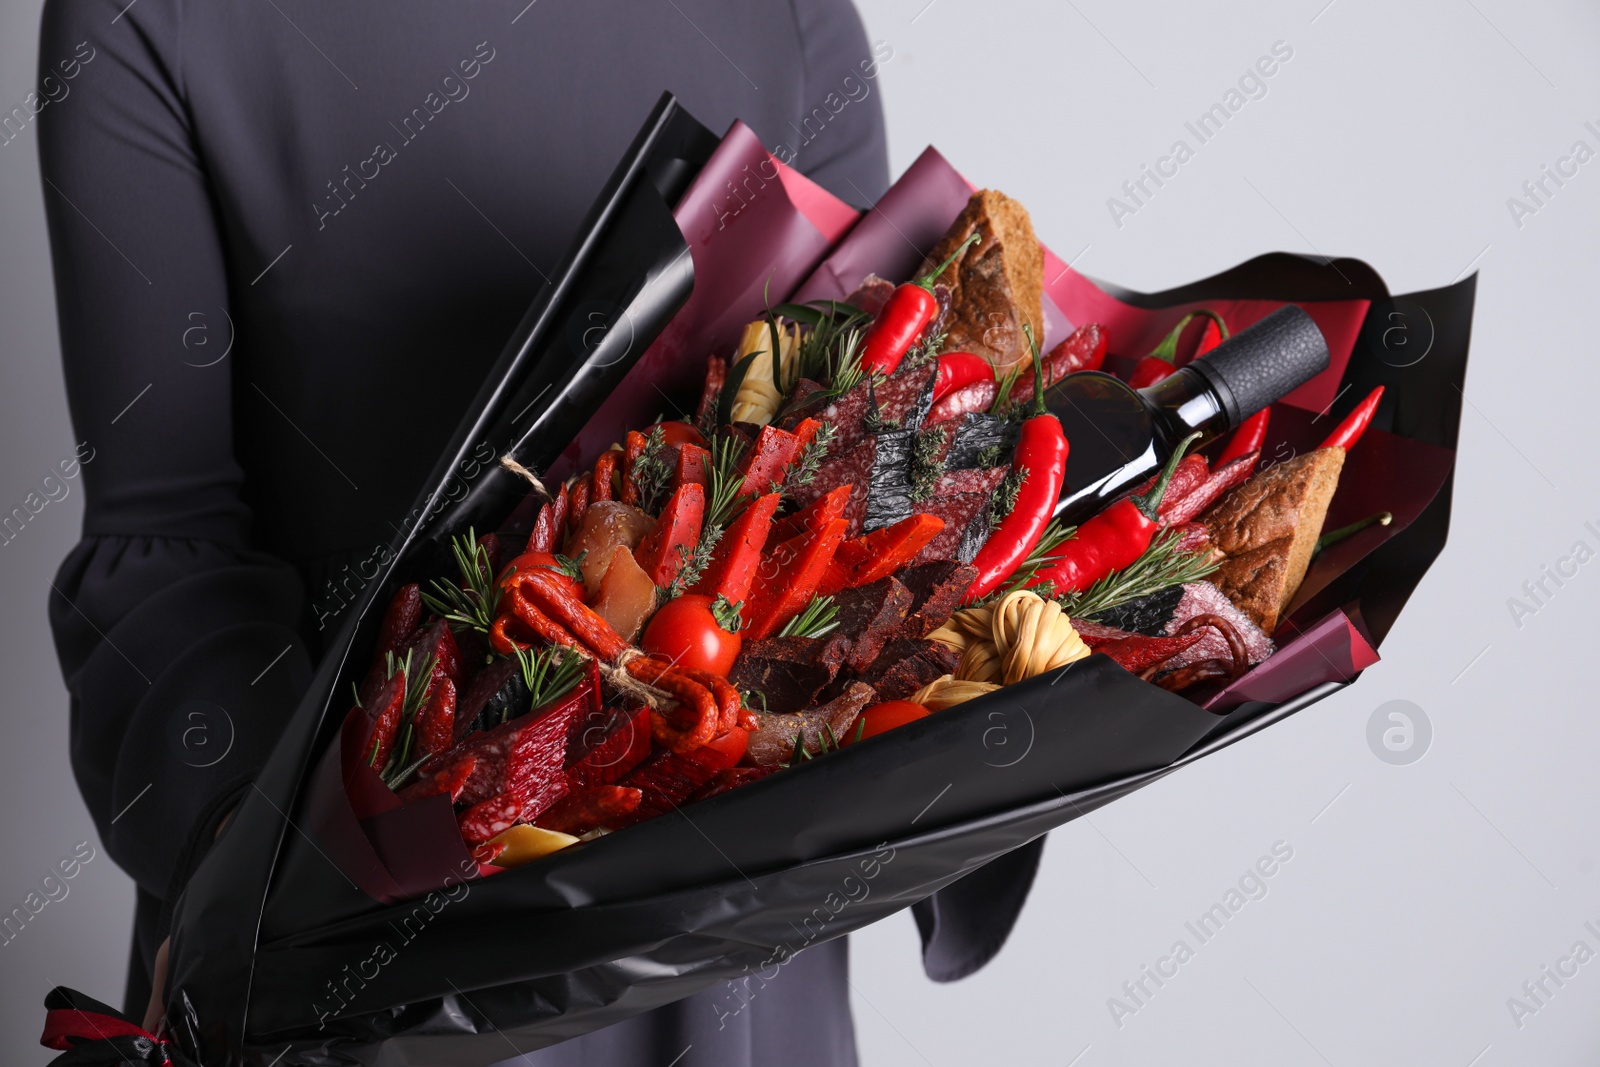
[143,98,1471,1066]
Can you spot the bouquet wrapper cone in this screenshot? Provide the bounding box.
[152,98,1470,1066]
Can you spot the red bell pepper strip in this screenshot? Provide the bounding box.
[821,513,945,594]
[859,233,980,377]
[633,481,705,587]
[691,491,780,603]
[931,352,994,405]
[1128,311,1228,388]
[1031,432,1202,595]
[964,326,1070,601]
[744,518,849,639]
[620,430,649,506]
[736,424,803,496]
[768,484,852,544]
[1218,409,1270,468]
[674,443,710,489]
[1318,385,1383,451]
[1160,450,1259,526]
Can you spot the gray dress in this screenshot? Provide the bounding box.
[38,0,1041,1061]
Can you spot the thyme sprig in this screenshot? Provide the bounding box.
[989,466,1028,530]
[780,421,837,501]
[631,425,672,514]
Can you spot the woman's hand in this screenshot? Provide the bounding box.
[142,807,235,1033]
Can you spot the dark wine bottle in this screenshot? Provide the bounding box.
[1046,305,1329,527]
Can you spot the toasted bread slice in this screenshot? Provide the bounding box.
[918,190,1043,374]
[1201,447,1345,632]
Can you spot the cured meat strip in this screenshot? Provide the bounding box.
[728,636,841,714]
[832,578,913,673]
[891,561,977,639]
[870,360,938,429]
[854,639,961,702]
[912,491,992,564]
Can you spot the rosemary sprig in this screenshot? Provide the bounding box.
[825,328,869,398]
[631,425,671,514]
[776,594,839,638]
[375,647,437,782]
[419,529,501,636]
[1055,527,1219,620]
[511,644,585,717]
[781,722,845,768]
[703,433,750,531]
[989,364,1022,417]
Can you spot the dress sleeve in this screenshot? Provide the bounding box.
[789,0,891,206]
[38,0,312,908]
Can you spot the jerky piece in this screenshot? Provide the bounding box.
[946,412,1012,469]
[892,561,978,639]
[855,639,962,702]
[833,578,914,673]
[931,465,1009,498]
[863,428,915,533]
[746,682,876,766]
[871,360,939,430]
[913,491,992,563]
[729,636,835,714]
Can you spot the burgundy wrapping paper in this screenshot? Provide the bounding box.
[555,121,857,478]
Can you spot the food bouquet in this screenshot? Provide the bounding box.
[41,97,1467,1067]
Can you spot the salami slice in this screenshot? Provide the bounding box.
[817,378,876,451]
[912,491,993,564]
[870,361,938,430]
[788,436,876,537]
[931,466,1009,498]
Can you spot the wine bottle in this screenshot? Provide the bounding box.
[1046,305,1329,527]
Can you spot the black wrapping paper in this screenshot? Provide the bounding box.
[151,97,1472,1067]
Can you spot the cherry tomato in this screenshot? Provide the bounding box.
[499,551,583,602]
[640,594,742,676]
[650,421,707,449]
[845,700,930,744]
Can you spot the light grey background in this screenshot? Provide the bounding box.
[2,0,1596,1064]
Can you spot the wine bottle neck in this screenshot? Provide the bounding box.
[1139,366,1232,445]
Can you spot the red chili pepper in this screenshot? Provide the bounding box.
[1128,311,1229,387]
[1178,312,1228,367]
[1031,431,1202,595]
[1318,385,1383,451]
[691,491,780,603]
[1218,409,1269,468]
[821,513,945,594]
[633,481,705,587]
[859,233,980,376]
[931,352,994,405]
[1130,454,1210,520]
[964,326,1070,601]
[744,518,849,639]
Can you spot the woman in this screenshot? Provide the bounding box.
[40,0,1041,1061]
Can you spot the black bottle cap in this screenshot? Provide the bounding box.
[1185,305,1329,427]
